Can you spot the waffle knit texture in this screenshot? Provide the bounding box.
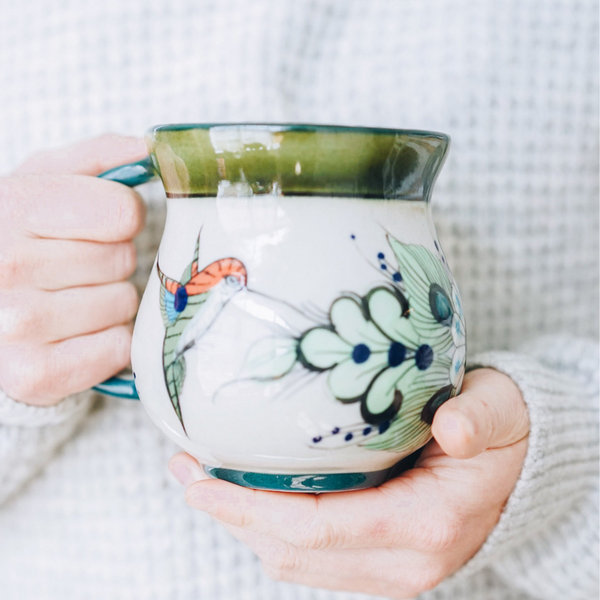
[0,1,598,599]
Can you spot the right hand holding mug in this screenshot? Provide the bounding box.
[0,134,147,406]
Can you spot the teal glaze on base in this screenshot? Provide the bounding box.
[204,466,392,492]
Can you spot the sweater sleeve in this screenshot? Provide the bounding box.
[453,335,599,600]
[0,389,94,506]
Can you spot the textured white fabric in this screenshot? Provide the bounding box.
[0,0,598,599]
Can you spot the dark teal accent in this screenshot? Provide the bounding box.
[98,156,156,187]
[204,466,392,492]
[92,375,139,400]
[429,283,453,326]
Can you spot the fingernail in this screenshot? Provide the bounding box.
[169,461,205,487]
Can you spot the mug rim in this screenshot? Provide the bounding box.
[147,122,451,144]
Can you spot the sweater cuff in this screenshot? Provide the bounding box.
[455,337,599,578]
[0,388,94,428]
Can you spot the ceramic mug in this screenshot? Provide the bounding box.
[94,124,466,492]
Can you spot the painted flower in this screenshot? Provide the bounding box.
[298,285,454,426]
[356,237,467,452]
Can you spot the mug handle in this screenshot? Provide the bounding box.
[91,156,157,400]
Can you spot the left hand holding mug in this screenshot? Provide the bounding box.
[169,368,529,598]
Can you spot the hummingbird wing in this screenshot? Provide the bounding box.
[162,293,209,432]
[157,261,182,327]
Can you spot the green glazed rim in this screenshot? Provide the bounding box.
[145,123,450,200]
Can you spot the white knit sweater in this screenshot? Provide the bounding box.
[0,1,598,599]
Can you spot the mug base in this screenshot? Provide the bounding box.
[203,466,391,492]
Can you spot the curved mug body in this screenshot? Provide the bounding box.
[123,124,465,492]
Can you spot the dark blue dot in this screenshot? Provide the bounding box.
[133,372,136,379]
[363,427,372,436]
[352,343,371,364]
[331,427,340,434]
[388,342,406,367]
[378,421,390,434]
[174,286,188,312]
[393,272,402,282]
[380,264,387,270]
[415,344,434,370]
[377,252,385,259]
[312,436,322,443]
[345,433,354,441]
[351,234,356,239]
[434,241,439,250]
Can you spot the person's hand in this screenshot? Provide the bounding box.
[0,134,147,405]
[169,368,529,598]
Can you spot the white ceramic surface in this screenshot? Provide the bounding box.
[132,196,463,476]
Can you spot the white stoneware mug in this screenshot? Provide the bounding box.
[95,124,466,492]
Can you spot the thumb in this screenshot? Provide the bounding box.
[431,368,530,459]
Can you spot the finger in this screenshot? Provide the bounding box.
[432,368,529,459]
[3,174,146,242]
[0,282,138,344]
[183,462,439,550]
[168,453,210,487]
[220,524,443,599]
[13,134,148,176]
[0,324,133,405]
[1,239,137,290]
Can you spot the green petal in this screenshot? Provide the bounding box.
[413,359,453,391]
[363,384,439,453]
[388,238,455,338]
[365,361,418,416]
[243,337,298,379]
[328,352,388,400]
[367,288,421,347]
[299,328,352,369]
[330,297,389,349]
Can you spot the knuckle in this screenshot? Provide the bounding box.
[109,326,133,367]
[116,192,145,237]
[0,353,53,403]
[0,304,39,344]
[119,283,139,317]
[402,564,448,595]
[0,251,22,289]
[117,242,138,279]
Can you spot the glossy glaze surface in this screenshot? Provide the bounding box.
[129,124,463,491]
